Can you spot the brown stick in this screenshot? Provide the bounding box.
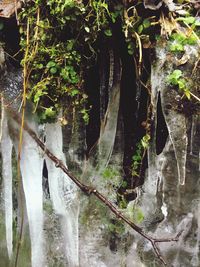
[8,107,181,266]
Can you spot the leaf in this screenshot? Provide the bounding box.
[44,107,56,118]
[143,18,151,29]
[186,34,198,45]
[177,79,186,89]
[84,26,90,33]
[104,29,112,37]
[169,42,184,52]
[167,69,183,85]
[60,68,69,80]
[133,207,144,223]
[138,24,143,34]
[50,67,57,74]
[184,90,191,100]
[70,89,79,96]
[173,70,183,79]
[181,16,196,25]
[66,40,74,50]
[46,61,56,68]
[171,33,186,43]
[34,90,47,103]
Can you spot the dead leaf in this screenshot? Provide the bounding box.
[175,54,190,66]
[0,0,21,18]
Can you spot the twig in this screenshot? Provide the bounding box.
[15,18,30,267]
[7,107,181,266]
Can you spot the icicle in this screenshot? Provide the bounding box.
[108,50,114,92]
[80,227,107,267]
[45,121,79,267]
[97,52,120,169]
[148,53,165,195]
[12,118,45,267]
[160,90,188,185]
[82,53,121,185]
[0,103,13,258]
[190,116,197,155]
[191,203,200,266]
[172,213,193,266]
[99,49,108,122]
[151,46,188,185]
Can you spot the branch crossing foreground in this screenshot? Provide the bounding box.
[8,107,182,266]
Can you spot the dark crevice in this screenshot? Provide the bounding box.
[42,160,50,198]
[0,17,21,66]
[84,63,101,154]
[156,93,169,155]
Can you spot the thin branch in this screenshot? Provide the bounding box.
[7,106,181,266]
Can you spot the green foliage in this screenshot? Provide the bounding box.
[108,220,125,235]
[126,204,144,224]
[101,167,121,190]
[102,167,119,180]
[18,1,198,123]
[169,32,198,52]
[167,69,191,99]
[177,16,200,27]
[131,134,150,177]
[19,0,116,123]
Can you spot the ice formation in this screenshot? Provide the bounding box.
[0,101,13,258]
[0,104,80,267]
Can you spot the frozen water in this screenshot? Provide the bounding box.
[0,102,13,258]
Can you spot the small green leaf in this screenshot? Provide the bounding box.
[70,89,79,96]
[84,26,90,33]
[184,90,191,100]
[167,70,183,85]
[182,16,195,25]
[46,61,56,68]
[50,67,57,74]
[178,79,186,89]
[104,29,112,37]
[169,42,184,52]
[60,68,69,80]
[133,207,144,223]
[37,63,44,69]
[143,19,151,29]
[44,107,56,118]
[138,24,143,34]
[186,34,198,45]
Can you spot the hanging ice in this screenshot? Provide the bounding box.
[0,102,13,258]
[82,51,121,186]
[45,121,79,267]
[18,119,45,267]
[151,46,188,185]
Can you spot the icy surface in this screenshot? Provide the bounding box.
[151,46,188,185]
[137,43,200,266]
[0,103,13,258]
[19,120,44,267]
[82,51,121,188]
[45,122,79,267]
